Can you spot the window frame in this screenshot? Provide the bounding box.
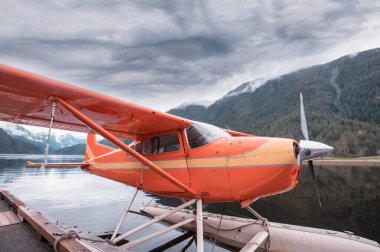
[185,121,230,150]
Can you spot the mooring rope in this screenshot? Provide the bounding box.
[204,218,260,232]
[53,230,104,251]
[40,101,56,171]
[211,203,226,252]
[141,197,155,212]
[262,218,271,251]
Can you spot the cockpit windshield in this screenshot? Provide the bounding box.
[186,121,230,149]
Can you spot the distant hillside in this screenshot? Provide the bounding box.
[99,138,133,148]
[0,128,42,154]
[53,144,86,155]
[168,48,380,157]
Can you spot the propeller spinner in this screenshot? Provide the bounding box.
[297,93,333,207]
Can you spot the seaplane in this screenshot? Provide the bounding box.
[0,64,339,251]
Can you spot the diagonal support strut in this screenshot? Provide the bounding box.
[53,96,195,196]
[114,199,196,244]
[110,187,139,241]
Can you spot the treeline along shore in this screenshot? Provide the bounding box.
[314,157,380,167]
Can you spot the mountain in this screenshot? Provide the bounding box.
[168,48,380,157]
[53,144,86,155]
[0,121,134,154]
[1,48,379,156]
[56,133,86,149]
[51,138,134,155]
[223,78,266,98]
[0,128,42,154]
[0,122,86,151]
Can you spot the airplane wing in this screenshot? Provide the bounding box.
[0,65,191,139]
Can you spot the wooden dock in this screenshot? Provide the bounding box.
[0,188,124,252]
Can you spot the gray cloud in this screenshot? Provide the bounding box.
[1,0,380,111]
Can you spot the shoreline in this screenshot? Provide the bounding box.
[0,154,379,167]
[314,157,380,167]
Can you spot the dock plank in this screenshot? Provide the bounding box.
[0,210,22,227]
[0,188,91,252]
[0,222,52,252]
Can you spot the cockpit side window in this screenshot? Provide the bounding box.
[186,121,230,149]
[143,133,180,155]
[157,134,180,153]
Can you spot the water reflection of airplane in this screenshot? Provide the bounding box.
[0,65,334,251]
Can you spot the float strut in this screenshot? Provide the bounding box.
[113,199,196,244]
[110,188,139,241]
[245,206,266,221]
[196,199,204,252]
[245,206,271,251]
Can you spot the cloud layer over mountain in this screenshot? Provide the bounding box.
[1,0,380,110]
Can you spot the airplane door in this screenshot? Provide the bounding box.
[185,136,233,201]
[140,131,191,194]
[226,138,245,201]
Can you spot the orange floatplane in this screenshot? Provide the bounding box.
[0,64,333,251]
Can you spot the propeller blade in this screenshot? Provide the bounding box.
[300,93,309,140]
[308,160,322,208]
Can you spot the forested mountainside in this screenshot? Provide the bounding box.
[0,127,87,155]
[168,48,380,157]
[52,144,86,155]
[0,129,42,154]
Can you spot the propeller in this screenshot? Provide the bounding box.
[308,160,321,208]
[297,93,333,208]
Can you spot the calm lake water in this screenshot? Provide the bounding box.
[0,155,379,251]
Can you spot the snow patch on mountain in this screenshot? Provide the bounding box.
[173,78,267,110]
[175,100,214,109]
[0,122,32,137]
[223,78,266,98]
[348,52,358,58]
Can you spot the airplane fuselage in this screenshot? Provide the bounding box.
[84,126,301,205]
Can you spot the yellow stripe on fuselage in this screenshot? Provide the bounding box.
[87,138,296,170]
[91,159,188,170]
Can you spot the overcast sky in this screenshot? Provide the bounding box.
[1,0,380,113]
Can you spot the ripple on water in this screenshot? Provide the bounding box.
[0,154,84,160]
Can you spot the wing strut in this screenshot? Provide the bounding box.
[54,96,196,196]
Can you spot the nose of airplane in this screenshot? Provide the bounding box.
[299,140,334,161]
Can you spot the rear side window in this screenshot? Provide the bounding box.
[143,133,180,155]
[144,139,151,155]
[135,142,142,153]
